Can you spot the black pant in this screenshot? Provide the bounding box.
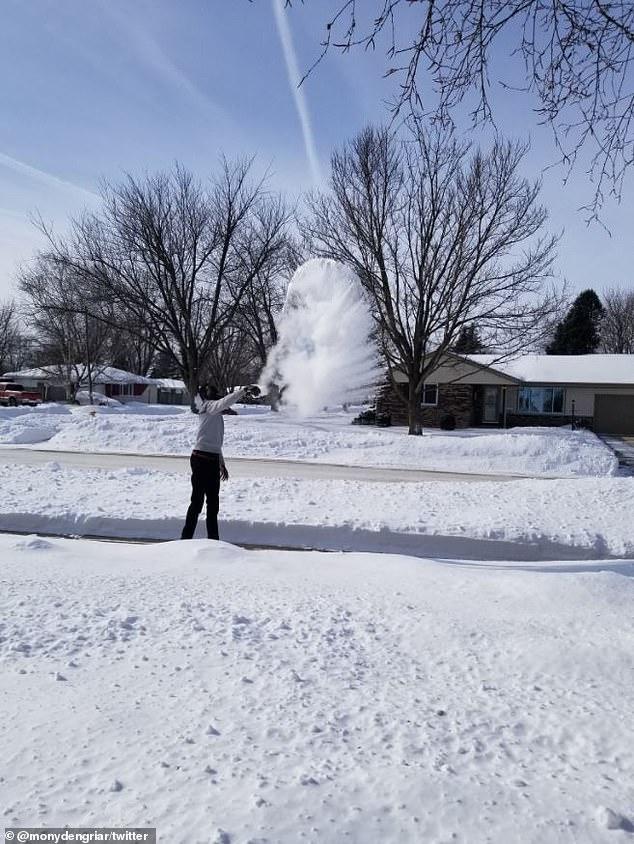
[181,452,220,540]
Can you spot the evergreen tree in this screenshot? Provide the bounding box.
[452,324,486,354]
[546,289,605,354]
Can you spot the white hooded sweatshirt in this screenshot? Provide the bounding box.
[193,388,247,456]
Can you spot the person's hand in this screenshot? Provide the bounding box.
[220,460,229,482]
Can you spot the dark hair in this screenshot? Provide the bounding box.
[198,383,222,401]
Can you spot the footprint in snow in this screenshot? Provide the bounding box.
[596,807,634,831]
[206,725,221,736]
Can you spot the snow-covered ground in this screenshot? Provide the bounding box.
[1,535,632,843]
[1,462,633,559]
[0,404,619,477]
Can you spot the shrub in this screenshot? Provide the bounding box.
[351,409,391,427]
[352,409,376,425]
[440,413,456,430]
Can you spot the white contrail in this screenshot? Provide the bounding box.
[0,151,99,201]
[272,0,322,186]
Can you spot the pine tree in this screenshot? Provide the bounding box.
[546,289,605,354]
[452,324,486,354]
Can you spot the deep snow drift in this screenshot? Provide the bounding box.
[261,259,381,415]
[1,535,632,843]
[0,404,619,477]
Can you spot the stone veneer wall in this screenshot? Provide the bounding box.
[376,383,475,428]
[375,383,407,425]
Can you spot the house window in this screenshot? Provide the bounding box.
[421,384,438,406]
[518,387,565,415]
[109,383,134,397]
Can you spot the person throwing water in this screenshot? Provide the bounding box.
[181,382,260,540]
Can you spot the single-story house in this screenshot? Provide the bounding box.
[377,353,634,436]
[2,366,190,406]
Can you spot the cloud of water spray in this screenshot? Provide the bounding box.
[260,258,383,416]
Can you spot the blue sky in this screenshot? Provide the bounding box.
[0,0,632,299]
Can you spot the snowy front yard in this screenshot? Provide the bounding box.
[0,403,619,477]
[1,406,632,842]
[1,536,632,843]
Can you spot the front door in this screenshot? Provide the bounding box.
[482,386,499,424]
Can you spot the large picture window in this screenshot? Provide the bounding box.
[518,386,565,415]
[421,384,438,406]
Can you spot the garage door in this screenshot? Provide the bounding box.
[594,394,634,436]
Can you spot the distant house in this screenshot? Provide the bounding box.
[1,366,190,406]
[146,378,190,406]
[377,353,634,436]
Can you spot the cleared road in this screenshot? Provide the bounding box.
[0,446,531,483]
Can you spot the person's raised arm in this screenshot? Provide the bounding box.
[199,385,260,416]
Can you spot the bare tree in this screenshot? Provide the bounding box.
[233,240,301,370]
[0,300,26,374]
[206,322,259,391]
[107,311,158,377]
[303,123,560,433]
[19,257,113,401]
[600,287,634,352]
[282,0,634,213]
[36,161,291,409]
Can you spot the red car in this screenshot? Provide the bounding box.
[0,381,43,407]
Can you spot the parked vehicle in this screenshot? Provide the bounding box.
[0,382,42,407]
[74,390,122,407]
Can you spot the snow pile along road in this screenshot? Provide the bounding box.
[1,536,632,842]
[0,404,619,477]
[1,462,632,558]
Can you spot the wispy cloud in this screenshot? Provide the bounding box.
[99,1,229,125]
[0,152,99,201]
[272,0,322,186]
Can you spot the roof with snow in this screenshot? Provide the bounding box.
[153,378,187,390]
[466,354,634,385]
[2,366,155,385]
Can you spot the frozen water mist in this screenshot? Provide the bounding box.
[261,258,382,417]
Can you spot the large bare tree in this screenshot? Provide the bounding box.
[600,287,634,352]
[303,123,560,433]
[37,161,291,408]
[282,0,634,213]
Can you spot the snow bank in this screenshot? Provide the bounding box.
[0,404,618,477]
[1,462,632,558]
[1,534,632,842]
[4,426,59,445]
